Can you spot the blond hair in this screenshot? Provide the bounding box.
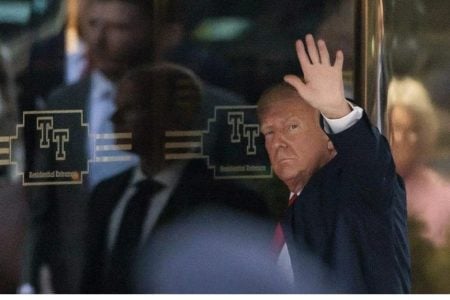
[387,77,439,157]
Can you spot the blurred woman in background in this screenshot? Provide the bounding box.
[387,76,450,293]
[388,77,450,247]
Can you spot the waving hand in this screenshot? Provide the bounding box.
[284,34,350,119]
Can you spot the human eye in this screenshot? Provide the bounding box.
[287,123,299,131]
[87,17,100,29]
[261,125,273,137]
[113,22,132,32]
[262,129,273,137]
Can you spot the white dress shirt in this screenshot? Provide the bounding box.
[87,70,139,188]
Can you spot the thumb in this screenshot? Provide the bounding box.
[284,75,307,99]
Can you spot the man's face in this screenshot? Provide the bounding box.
[112,80,163,158]
[85,1,153,80]
[260,97,331,191]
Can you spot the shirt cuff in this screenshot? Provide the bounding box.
[322,102,363,134]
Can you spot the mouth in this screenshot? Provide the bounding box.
[277,158,295,164]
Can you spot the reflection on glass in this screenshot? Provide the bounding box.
[387,76,450,292]
[388,76,450,247]
[0,2,32,25]
[3,0,447,294]
[81,63,271,293]
[0,44,27,294]
[374,1,450,291]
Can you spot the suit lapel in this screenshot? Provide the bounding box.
[92,168,135,218]
[155,160,211,226]
[82,168,134,292]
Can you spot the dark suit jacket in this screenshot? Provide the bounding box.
[81,159,271,293]
[19,30,66,109]
[18,30,66,170]
[282,113,411,293]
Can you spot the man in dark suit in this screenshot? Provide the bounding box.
[22,0,157,293]
[257,35,411,293]
[81,63,270,293]
[17,0,89,172]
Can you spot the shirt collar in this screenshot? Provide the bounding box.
[289,188,302,206]
[91,70,116,102]
[129,161,188,188]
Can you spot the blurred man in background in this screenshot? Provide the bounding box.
[22,0,160,292]
[23,0,248,293]
[18,0,89,171]
[82,63,270,293]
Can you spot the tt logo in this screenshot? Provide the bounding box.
[164,105,272,179]
[227,112,260,155]
[1,110,133,186]
[37,116,69,161]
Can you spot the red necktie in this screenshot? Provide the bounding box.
[271,194,298,256]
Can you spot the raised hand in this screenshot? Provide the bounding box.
[284,34,350,119]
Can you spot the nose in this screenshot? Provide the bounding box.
[87,19,106,48]
[270,132,288,150]
[391,129,404,144]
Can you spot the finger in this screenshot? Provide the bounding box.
[39,265,55,294]
[284,74,306,96]
[317,39,330,65]
[305,34,320,64]
[333,50,344,69]
[295,39,312,69]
